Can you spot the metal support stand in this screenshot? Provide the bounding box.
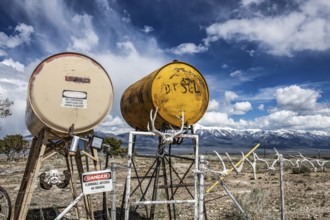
[13,130,103,220]
[123,131,201,220]
[14,131,48,220]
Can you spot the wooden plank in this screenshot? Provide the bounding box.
[14,132,47,220]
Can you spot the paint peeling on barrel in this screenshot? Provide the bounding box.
[120,61,209,131]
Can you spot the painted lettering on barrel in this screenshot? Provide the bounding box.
[164,78,200,94]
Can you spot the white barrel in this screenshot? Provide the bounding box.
[25,52,114,137]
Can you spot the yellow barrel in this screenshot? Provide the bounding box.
[25,52,114,137]
[120,61,209,131]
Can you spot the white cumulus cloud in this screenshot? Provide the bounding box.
[241,0,265,7]
[0,59,25,72]
[208,99,220,111]
[0,23,34,49]
[275,85,319,111]
[224,91,239,102]
[169,43,208,55]
[69,14,99,51]
[204,0,330,56]
[233,101,252,115]
[96,115,132,134]
[199,111,236,127]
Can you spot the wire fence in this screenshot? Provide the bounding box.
[1,149,330,219]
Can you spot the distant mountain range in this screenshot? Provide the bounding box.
[95,124,330,153]
[23,125,330,154]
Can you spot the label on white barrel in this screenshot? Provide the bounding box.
[61,90,87,108]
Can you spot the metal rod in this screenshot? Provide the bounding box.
[131,160,156,195]
[124,132,134,220]
[150,146,162,219]
[164,154,195,161]
[103,152,110,220]
[161,155,172,219]
[39,208,45,220]
[204,195,227,204]
[55,192,84,220]
[170,159,195,199]
[168,144,177,220]
[220,181,246,216]
[199,155,205,220]
[207,143,261,193]
[158,183,195,189]
[135,200,196,205]
[135,153,194,161]
[193,136,199,220]
[120,134,137,220]
[123,131,200,220]
[111,163,117,220]
[120,180,126,220]
[279,155,286,220]
[131,158,150,215]
[131,175,164,179]
[133,162,158,216]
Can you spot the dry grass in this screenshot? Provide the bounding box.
[1,153,330,219]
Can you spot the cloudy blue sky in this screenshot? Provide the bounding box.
[1,0,330,137]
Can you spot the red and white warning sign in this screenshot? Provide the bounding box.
[82,170,112,195]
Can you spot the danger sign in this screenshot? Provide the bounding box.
[82,170,112,195]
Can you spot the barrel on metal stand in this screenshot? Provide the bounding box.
[120,61,209,131]
[25,52,114,138]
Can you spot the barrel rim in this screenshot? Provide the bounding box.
[27,51,114,135]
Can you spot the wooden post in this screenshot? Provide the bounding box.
[91,148,101,171]
[75,151,93,219]
[13,131,47,220]
[65,155,80,219]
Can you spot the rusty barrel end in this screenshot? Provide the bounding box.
[120,61,209,131]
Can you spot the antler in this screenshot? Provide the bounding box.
[255,153,270,169]
[268,148,280,170]
[147,107,186,145]
[147,107,162,136]
[213,151,230,176]
[225,152,244,174]
[173,111,185,136]
[297,152,316,171]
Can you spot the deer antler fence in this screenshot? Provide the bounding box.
[206,148,330,182]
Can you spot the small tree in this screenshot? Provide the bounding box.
[0,134,28,161]
[102,137,127,157]
[0,98,14,118]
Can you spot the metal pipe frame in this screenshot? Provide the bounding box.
[123,131,200,220]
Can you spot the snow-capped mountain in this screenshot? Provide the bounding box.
[193,124,330,150]
[97,124,330,151]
